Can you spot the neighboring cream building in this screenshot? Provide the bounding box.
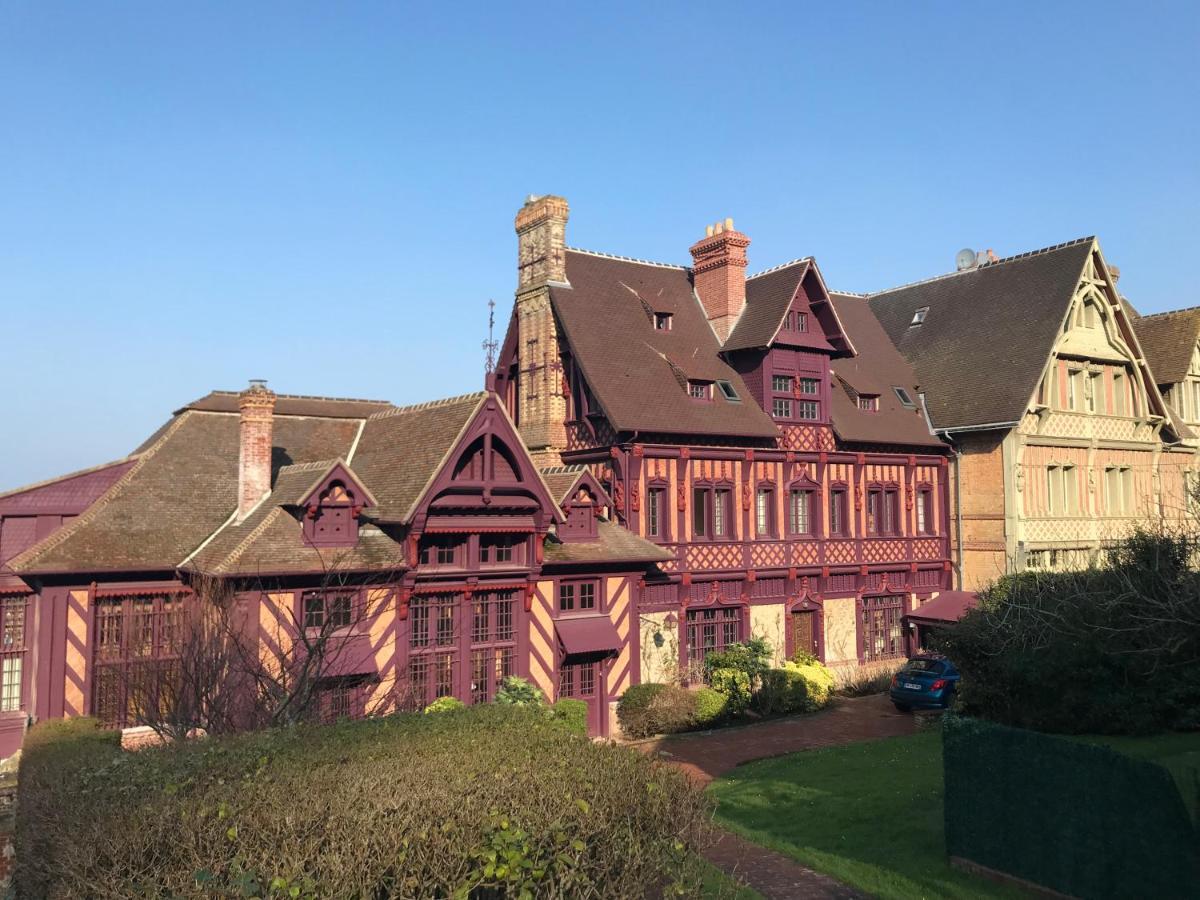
[861,238,1198,590]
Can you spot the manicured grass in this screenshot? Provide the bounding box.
[708,730,1021,900]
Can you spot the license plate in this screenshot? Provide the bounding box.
[903,682,921,690]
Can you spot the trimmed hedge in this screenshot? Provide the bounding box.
[754,661,834,716]
[16,706,712,898]
[549,698,589,736]
[693,688,729,728]
[616,683,697,738]
[943,714,1200,899]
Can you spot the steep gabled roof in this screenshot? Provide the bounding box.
[866,238,1095,430]
[543,520,674,565]
[725,259,814,351]
[1133,306,1200,387]
[548,249,778,440]
[828,294,942,447]
[177,391,392,419]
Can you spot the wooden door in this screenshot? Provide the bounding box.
[791,609,818,659]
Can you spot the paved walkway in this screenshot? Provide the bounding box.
[639,694,926,899]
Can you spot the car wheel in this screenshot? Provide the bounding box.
[892,701,911,712]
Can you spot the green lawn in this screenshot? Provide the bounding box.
[708,730,1020,900]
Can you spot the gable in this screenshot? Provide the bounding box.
[728,260,853,355]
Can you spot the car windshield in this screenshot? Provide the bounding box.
[904,659,944,674]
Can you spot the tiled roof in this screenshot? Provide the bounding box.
[866,238,1095,431]
[549,250,778,440]
[178,391,393,419]
[543,520,674,565]
[1133,306,1200,386]
[539,465,589,506]
[724,259,813,351]
[828,295,942,447]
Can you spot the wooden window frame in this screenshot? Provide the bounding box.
[828,485,849,537]
[916,484,934,535]
[418,534,466,569]
[866,484,901,536]
[755,484,777,538]
[646,483,670,542]
[301,589,356,632]
[91,592,186,729]
[692,482,735,541]
[858,593,906,663]
[787,482,818,537]
[470,590,517,704]
[687,381,713,402]
[654,312,672,331]
[558,579,600,615]
[0,596,28,714]
[479,534,526,567]
[684,605,743,669]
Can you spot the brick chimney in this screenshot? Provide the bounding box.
[690,218,750,344]
[514,195,570,466]
[237,380,276,521]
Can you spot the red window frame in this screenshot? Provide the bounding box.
[692,484,735,541]
[917,486,934,535]
[558,580,599,614]
[860,594,906,661]
[407,593,459,708]
[92,593,186,729]
[559,660,597,700]
[829,485,848,537]
[470,590,516,703]
[685,606,742,668]
[0,596,28,713]
[302,590,355,631]
[866,485,901,536]
[480,535,525,567]
[646,484,669,541]
[788,487,815,536]
[418,535,465,568]
[755,485,777,537]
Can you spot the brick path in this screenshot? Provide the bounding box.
[639,694,925,899]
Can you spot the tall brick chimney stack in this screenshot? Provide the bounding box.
[690,218,750,344]
[514,195,570,466]
[237,379,276,521]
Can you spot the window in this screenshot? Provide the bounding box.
[1047,465,1077,515]
[867,486,900,535]
[772,397,792,419]
[755,488,776,537]
[829,488,848,536]
[558,581,597,612]
[1068,369,1083,411]
[0,597,27,713]
[313,676,370,724]
[1086,372,1102,414]
[654,312,672,330]
[1113,371,1127,416]
[861,595,905,661]
[691,485,733,539]
[894,387,915,408]
[713,488,732,538]
[408,593,458,708]
[687,381,712,401]
[716,380,740,401]
[92,594,185,728]
[910,307,928,327]
[559,661,597,700]
[782,311,792,330]
[471,591,516,704]
[685,606,741,668]
[858,395,879,412]
[480,535,522,566]
[917,488,934,535]
[692,486,710,538]
[798,378,819,395]
[303,591,353,630]
[772,375,794,393]
[797,401,819,420]
[1106,467,1134,515]
[795,312,808,332]
[788,489,813,535]
[1082,302,1097,328]
[1064,466,1078,514]
[647,486,667,539]
[419,535,464,567]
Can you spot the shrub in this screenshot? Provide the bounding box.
[548,698,589,736]
[789,659,835,709]
[692,688,729,728]
[617,683,698,738]
[702,637,773,688]
[835,666,899,697]
[16,705,713,898]
[936,529,1200,734]
[708,667,751,712]
[423,696,466,714]
[494,675,545,706]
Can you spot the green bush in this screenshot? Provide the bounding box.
[788,660,835,709]
[702,637,773,688]
[754,667,808,716]
[617,683,697,738]
[494,675,545,706]
[548,699,589,736]
[16,705,713,898]
[693,688,729,728]
[423,696,466,714]
[935,529,1200,734]
[708,667,751,713]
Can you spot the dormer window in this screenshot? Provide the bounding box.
[910,307,929,327]
[858,395,880,412]
[893,387,915,408]
[687,381,712,401]
[716,380,739,401]
[304,481,360,547]
[654,312,673,331]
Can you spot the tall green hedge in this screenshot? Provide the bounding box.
[943,715,1200,899]
[16,706,712,898]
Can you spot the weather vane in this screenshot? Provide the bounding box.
[482,299,498,375]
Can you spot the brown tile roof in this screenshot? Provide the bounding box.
[543,520,674,565]
[828,295,943,448]
[539,465,589,506]
[724,259,813,351]
[866,238,1095,431]
[9,410,363,574]
[350,393,487,522]
[1132,306,1200,386]
[550,250,778,440]
[178,391,393,419]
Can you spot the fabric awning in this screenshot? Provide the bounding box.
[905,591,979,625]
[556,615,623,657]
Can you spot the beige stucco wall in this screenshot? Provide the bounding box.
[638,610,679,684]
[749,601,787,666]
[822,595,858,665]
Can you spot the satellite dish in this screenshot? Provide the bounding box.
[955,248,977,271]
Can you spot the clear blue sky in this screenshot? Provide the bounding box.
[2,2,1197,490]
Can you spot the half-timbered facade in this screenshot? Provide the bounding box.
[496,196,954,682]
[866,239,1198,590]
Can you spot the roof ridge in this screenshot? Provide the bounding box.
[829,290,869,299]
[566,246,688,271]
[0,455,138,501]
[212,506,288,575]
[203,390,393,404]
[367,391,486,420]
[1139,304,1200,320]
[277,459,341,474]
[746,257,811,280]
[6,411,194,570]
[867,236,1096,298]
[539,464,587,474]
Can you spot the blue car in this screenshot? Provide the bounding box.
[889,655,960,711]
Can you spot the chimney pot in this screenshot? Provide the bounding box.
[706,224,715,238]
[725,217,734,231]
[237,379,276,521]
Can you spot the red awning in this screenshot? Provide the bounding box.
[320,633,378,678]
[905,591,979,625]
[556,615,623,657]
